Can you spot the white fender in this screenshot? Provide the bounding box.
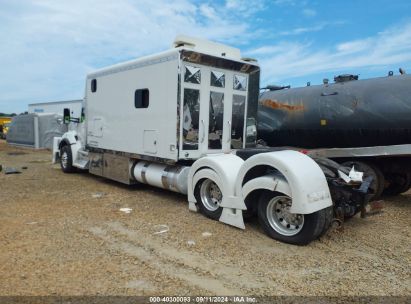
[242,174,291,199]
[187,153,244,207]
[60,130,87,169]
[235,150,332,214]
[53,131,78,164]
[61,130,78,144]
[191,168,222,211]
[187,153,246,229]
[52,137,62,164]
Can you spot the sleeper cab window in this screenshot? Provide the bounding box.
[184,65,201,84]
[233,74,247,91]
[91,79,97,93]
[135,89,149,108]
[211,70,225,88]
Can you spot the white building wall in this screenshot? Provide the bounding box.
[28,100,83,118]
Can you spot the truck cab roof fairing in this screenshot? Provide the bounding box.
[180,50,259,74]
[173,35,242,60]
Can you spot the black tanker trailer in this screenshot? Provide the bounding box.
[258,71,411,199]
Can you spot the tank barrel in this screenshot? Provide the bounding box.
[258,73,411,148]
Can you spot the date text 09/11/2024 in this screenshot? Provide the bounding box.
[149,296,257,303]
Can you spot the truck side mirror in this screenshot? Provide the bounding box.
[63,108,70,124]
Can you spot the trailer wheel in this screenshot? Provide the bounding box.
[194,178,223,220]
[341,161,384,201]
[257,191,331,245]
[60,145,75,173]
[384,172,411,196]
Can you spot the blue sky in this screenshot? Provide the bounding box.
[1,0,411,113]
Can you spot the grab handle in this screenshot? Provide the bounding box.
[200,119,205,143]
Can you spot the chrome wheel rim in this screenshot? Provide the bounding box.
[200,179,222,212]
[61,151,68,169]
[266,196,304,236]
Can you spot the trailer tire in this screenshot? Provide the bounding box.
[194,178,223,220]
[341,161,384,201]
[257,191,331,245]
[384,172,411,196]
[60,145,75,173]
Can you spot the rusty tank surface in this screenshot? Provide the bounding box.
[258,73,411,148]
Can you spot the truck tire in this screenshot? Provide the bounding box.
[257,191,332,245]
[60,145,75,173]
[384,172,411,196]
[194,178,223,220]
[341,161,384,201]
[317,206,334,238]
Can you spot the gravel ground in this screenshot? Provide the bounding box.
[0,139,410,296]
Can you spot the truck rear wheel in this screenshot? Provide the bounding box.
[194,178,223,220]
[341,161,384,201]
[60,145,75,173]
[384,172,411,196]
[257,191,331,245]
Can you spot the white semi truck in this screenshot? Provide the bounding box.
[53,36,371,245]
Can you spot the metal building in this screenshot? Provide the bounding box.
[28,100,83,118]
[7,113,67,149]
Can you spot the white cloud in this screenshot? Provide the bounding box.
[336,38,373,54]
[225,0,266,16]
[1,0,410,113]
[246,42,308,56]
[272,0,297,6]
[199,4,218,20]
[302,8,317,17]
[279,21,345,36]
[279,24,326,36]
[0,0,262,113]
[246,22,411,85]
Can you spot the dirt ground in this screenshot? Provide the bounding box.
[0,139,410,297]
